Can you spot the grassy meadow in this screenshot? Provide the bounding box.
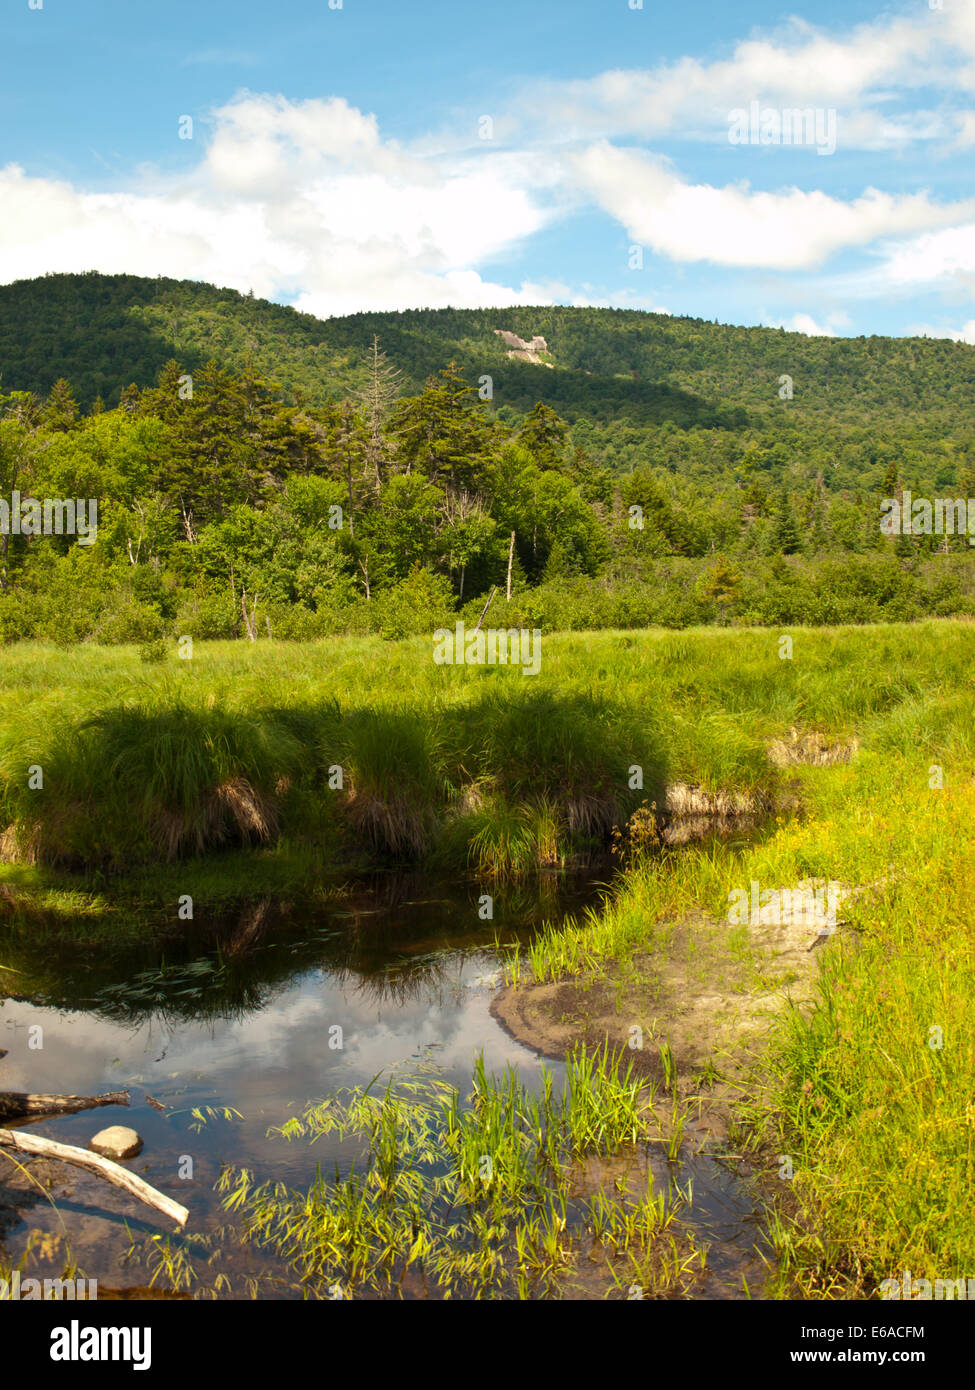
[1,620,974,1296]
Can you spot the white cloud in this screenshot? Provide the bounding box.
[569,141,975,271]
[0,94,560,315]
[872,221,975,293]
[764,312,846,337]
[526,12,950,147]
[955,111,975,147]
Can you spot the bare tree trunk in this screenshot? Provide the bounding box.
[0,1089,129,1121]
[241,590,259,641]
[0,1128,188,1228]
[506,531,516,601]
[473,586,497,635]
[178,496,197,544]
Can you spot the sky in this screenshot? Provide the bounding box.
[1,0,974,339]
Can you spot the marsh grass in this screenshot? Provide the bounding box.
[5,622,975,1296]
[0,700,308,868]
[475,622,975,1297]
[340,710,445,856]
[0,626,782,877]
[217,1045,698,1299]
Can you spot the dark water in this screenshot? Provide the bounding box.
[0,870,769,1298]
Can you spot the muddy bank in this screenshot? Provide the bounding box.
[491,891,852,1147]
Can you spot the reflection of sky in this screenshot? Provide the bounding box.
[1,950,550,1106]
[0,947,561,1281]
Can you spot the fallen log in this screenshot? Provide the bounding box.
[0,1089,129,1121]
[0,1128,188,1228]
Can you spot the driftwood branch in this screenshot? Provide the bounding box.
[0,1089,129,1121]
[0,1128,188,1228]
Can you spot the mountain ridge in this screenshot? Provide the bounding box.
[1,272,972,434]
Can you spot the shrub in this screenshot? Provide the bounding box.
[370,567,456,640]
[175,591,238,640]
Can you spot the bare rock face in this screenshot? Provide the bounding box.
[89,1125,143,1160]
[493,328,553,366]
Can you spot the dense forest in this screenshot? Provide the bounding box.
[1,270,974,644]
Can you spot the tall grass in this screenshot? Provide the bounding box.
[1,619,972,880]
[4,621,975,1293]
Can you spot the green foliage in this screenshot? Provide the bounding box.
[369,567,455,639]
[1,271,974,642]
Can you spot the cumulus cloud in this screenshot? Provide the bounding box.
[569,142,975,271]
[909,320,975,345]
[764,312,847,337]
[0,94,561,314]
[872,222,975,295]
[525,11,950,147]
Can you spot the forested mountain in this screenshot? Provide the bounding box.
[1,270,974,645]
[2,271,973,425]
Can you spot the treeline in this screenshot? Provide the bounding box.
[3,272,975,425]
[1,345,974,646]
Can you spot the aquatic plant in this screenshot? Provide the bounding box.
[217,1045,698,1299]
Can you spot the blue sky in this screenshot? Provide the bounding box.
[1,0,974,339]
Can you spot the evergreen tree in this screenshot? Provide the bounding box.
[518,402,568,471]
[772,488,803,554]
[43,379,79,432]
[388,364,496,492]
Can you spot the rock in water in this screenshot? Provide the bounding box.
[89,1125,143,1160]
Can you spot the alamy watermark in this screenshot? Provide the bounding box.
[880,493,975,545]
[0,492,98,545]
[728,101,837,156]
[880,1269,975,1300]
[1,1271,97,1300]
[433,621,542,676]
[49,1319,150,1371]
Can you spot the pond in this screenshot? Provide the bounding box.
[0,868,770,1298]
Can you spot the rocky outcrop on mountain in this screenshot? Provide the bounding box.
[493,329,554,366]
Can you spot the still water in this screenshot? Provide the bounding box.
[0,871,768,1298]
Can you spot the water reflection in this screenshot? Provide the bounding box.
[0,865,768,1297]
